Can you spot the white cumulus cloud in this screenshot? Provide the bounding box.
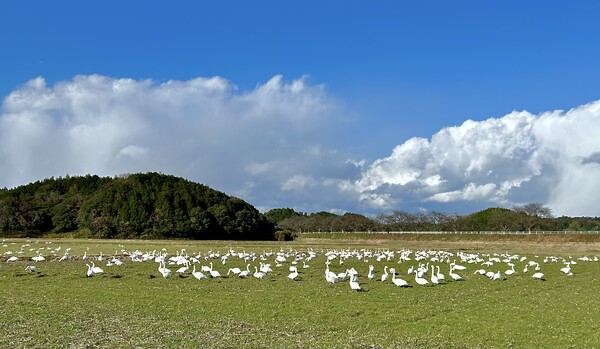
[3,74,600,217]
[0,74,360,214]
[348,100,600,216]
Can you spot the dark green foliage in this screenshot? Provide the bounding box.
[0,173,275,240]
[461,207,559,232]
[375,210,460,231]
[2,176,598,238]
[278,211,378,233]
[555,216,600,231]
[264,207,302,224]
[454,208,526,231]
[276,205,598,233]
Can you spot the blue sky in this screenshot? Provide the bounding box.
[2,1,600,216]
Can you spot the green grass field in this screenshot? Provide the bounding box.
[1,235,600,348]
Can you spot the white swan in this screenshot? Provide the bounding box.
[158,261,172,278]
[325,264,339,285]
[209,262,221,278]
[91,261,104,274]
[449,265,462,281]
[436,265,445,281]
[381,266,389,282]
[227,267,242,276]
[238,264,251,278]
[415,271,429,286]
[192,264,206,280]
[391,271,409,287]
[86,264,95,277]
[349,276,361,291]
[430,265,439,285]
[367,265,375,280]
[253,266,266,280]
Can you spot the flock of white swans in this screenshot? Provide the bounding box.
[2,239,599,291]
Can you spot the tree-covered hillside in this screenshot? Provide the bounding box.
[0,173,275,240]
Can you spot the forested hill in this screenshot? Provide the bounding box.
[0,173,275,240]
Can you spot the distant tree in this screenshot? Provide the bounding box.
[264,208,302,224]
[513,203,554,218]
[336,213,376,232]
[513,203,555,232]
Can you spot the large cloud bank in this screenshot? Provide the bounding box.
[346,101,600,216]
[2,74,600,216]
[0,75,360,212]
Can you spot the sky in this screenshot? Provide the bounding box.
[2,1,600,217]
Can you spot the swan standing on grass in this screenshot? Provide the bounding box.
[392,271,409,287]
[532,271,545,280]
[325,263,339,285]
[201,264,211,273]
[253,266,266,280]
[430,265,439,285]
[227,267,242,276]
[381,266,389,282]
[367,265,375,280]
[560,263,573,276]
[348,268,359,282]
[451,262,467,271]
[436,265,445,281]
[32,252,45,262]
[158,261,172,278]
[176,261,190,274]
[110,257,123,266]
[91,262,104,274]
[449,265,462,281]
[209,262,221,278]
[349,276,362,291]
[86,264,95,277]
[192,264,206,280]
[260,263,273,273]
[238,264,251,278]
[161,267,172,278]
[288,266,299,280]
[415,271,429,286]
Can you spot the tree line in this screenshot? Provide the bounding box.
[265,205,600,234]
[2,173,599,240]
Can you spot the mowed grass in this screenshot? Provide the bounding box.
[1,236,600,348]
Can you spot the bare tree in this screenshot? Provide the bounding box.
[513,203,554,218]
